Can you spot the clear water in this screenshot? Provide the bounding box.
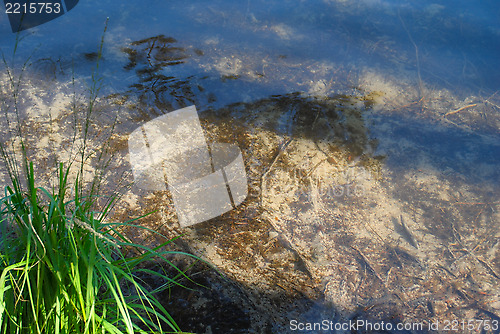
[2,0,499,99]
[1,0,499,331]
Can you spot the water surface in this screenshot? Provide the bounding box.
[1,0,499,332]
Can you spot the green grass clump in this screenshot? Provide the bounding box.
[0,161,188,333]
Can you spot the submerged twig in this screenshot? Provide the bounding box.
[351,246,384,284]
[475,257,500,280]
[451,222,500,280]
[398,9,424,100]
[445,103,477,116]
[260,138,293,206]
[484,90,500,109]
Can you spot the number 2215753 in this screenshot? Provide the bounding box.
[5,2,62,14]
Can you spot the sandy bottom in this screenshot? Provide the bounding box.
[1,56,499,333]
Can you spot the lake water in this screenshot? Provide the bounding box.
[2,0,499,100]
[1,0,499,332]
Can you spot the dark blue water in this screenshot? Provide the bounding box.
[1,0,499,100]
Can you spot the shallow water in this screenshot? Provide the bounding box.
[1,0,499,332]
[2,0,499,98]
